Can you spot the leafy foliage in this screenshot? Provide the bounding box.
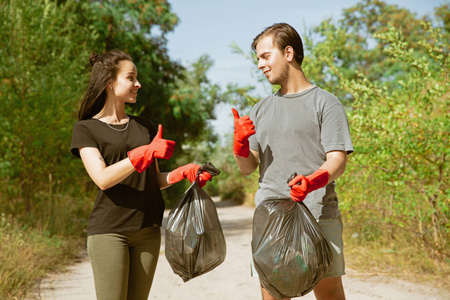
[338,22,449,258]
[302,0,448,104]
[0,0,224,213]
[223,0,449,268]
[300,0,449,260]
[0,0,228,296]
[0,0,94,213]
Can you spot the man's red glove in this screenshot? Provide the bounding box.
[288,169,329,202]
[232,108,256,158]
[128,125,175,173]
[168,163,212,188]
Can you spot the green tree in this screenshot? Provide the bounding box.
[0,1,233,297]
[299,0,449,260]
[302,0,448,104]
[0,0,225,214]
[166,55,220,157]
[222,0,449,266]
[0,0,94,214]
[159,55,226,204]
[338,22,448,258]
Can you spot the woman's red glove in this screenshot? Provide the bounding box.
[232,108,255,158]
[288,169,329,202]
[128,125,175,173]
[168,163,212,188]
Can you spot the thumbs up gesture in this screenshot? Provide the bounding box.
[150,124,176,160]
[231,108,255,158]
[128,124,176,173]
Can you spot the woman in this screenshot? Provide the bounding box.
[71,50,211,300]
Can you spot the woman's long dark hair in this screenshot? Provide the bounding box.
[78,50,133,120]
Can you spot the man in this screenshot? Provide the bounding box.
[232,23,353,300]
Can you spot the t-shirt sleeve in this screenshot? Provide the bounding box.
[248,107,258,151]
[321,103,354,155]
[70,122,98,158]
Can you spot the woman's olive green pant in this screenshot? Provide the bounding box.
[87,227,161,300]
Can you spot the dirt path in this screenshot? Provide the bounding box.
[29,199,447,300]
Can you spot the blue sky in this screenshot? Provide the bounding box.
[165,0,447,140]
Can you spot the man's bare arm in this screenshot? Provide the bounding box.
[234,149,259,176]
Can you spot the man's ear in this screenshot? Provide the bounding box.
[284,46,295,62]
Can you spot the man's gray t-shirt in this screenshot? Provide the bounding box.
[249,86,353,219]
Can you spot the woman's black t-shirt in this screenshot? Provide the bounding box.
[71,115,165,236]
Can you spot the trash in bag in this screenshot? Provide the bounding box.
[165,162,225,282]
[251,175,334,298]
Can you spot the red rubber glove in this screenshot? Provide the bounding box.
[288,169,329,202]
[128,125,175,173]
[168,163,212,188]
[232,108,255,158]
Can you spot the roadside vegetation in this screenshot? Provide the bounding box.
[0,0,448,299]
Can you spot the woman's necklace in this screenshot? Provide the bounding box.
[103,115,130,132]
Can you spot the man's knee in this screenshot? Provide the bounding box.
[313,276,345,300]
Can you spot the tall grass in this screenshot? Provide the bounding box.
[0,214,74,299]
[343,226,450,289]
[0,186,92,299]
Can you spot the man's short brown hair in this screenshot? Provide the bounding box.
[252,23,304,66]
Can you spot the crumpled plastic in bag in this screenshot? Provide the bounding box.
[165,162,225,282]
[252,198,334,298]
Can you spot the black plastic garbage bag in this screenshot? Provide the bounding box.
[165,162,225,282]
[252,198,334,298]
